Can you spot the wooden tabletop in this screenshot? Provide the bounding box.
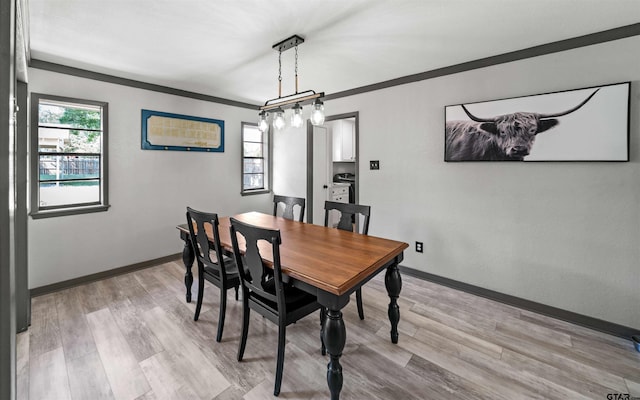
[179,211,408,296]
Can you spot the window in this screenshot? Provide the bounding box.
[241,122,270,195]
[30,93,109,218]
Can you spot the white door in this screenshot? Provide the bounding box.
[312,125,331,225]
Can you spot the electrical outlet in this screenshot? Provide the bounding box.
[415,241,423,253]
[370,160,380,170]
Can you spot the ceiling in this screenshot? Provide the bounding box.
[28,0,640,107]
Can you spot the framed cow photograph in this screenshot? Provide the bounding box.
[444,82,630,162]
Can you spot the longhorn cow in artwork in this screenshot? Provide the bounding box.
[445,89,599,161]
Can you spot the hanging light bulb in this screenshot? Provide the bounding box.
[258,111,269,132]
[291,103,304,128]
[273,108,286,130]
[310,99,325,126]
[259,35,325,132]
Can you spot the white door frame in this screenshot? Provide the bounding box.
[306,111,359,224]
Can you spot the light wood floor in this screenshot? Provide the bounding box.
[18,260,640,400]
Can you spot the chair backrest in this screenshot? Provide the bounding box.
[324,201,371,234]
[186,207,229,280]
[273,195,305,222]
[229,217,285,309]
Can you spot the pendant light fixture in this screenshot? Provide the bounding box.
[258,35,325,132]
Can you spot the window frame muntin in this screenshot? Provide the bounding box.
[30,93,110,219]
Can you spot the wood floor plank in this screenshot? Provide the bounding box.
[242,342,327,399]
[410,300,497,335]
[76,281,109,314]
[108,298,164,362]
[113,274,157,312]
[139,351,200,400]
[55,287,98,361]
[66,351,115,400]
[142,306,231,400]
[486,328,630,393]
[410,296,632,395]
[29,293,62,359]
[361,282,416,314]
[132,268,166,297]
[133,391,157,400]
[392,308,504,359]
[413,326,588,400]
[568,335,640,378]
[405,353,501,400]
[16,331,29,400]
[396,330,542,400]
[339,343,460,400]
[356,286,419,337]
[147,288,224,345]
[501,348,616,399]
[96,277,129,305]
[164,261,193,283]
[194,311,276,393]
[86,308,151,400]
[29,347,71,400]
[417,327,592,400]
[212,385,250,400]
[19,263,640,400]
[151,266,211,316]
[150,267,185,295]
[626,378,640,397]
[519,309,631,350]
[344,316,413,367]
[374,274,521,320]
[496,316,574,347]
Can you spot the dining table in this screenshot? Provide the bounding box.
[177,211,408,399]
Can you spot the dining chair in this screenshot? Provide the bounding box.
[324,201,371,320]
[186,207,240,342]
[273,194,306,222]
[229,217,321,397]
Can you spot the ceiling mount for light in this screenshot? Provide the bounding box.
[258,34,325,132]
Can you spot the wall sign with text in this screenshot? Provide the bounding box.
[141,109,225,152]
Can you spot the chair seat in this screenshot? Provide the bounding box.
[203,257,238,275]
[247,278,321,325]
[255,278,317,308]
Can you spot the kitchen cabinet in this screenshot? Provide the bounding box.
[332,119,355,162]
[331,184,349,203]
[328,184,349,227]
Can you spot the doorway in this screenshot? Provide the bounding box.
[306,112,359,225]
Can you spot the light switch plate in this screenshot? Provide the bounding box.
[370,160,380,170]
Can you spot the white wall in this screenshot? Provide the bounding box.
[28,68,272,288]
[272,126,307,200]
[273,36,640,330]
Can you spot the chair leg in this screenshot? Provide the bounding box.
[274,324,286,396]
[320,307,326,355]
[237,294,250,362]
[356,288,365,320]
[194,273,205,321]
[216,287,227,342]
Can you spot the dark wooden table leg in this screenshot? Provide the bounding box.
[385,262,402,343]
[323,308,346,400]
[180,233,195,303]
